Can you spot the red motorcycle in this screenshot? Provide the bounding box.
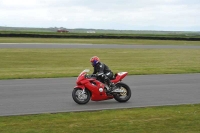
[72,69,131,104]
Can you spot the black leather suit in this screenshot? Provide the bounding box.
[92,62,114,86]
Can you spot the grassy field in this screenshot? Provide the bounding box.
[0,37,200,132]
[0,104,199,133]
[0,37,200,45]
[0,48,200,79]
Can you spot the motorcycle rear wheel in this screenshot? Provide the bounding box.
[113,82,131,102]
[72,88,91,104]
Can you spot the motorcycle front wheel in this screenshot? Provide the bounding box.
[113,82,131,102]
[72,88,91,104]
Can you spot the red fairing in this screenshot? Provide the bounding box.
[74,85,85,89]
[111,72,128,83]
[74,70,128,102]
[74,70,113,101]
[85,80,113,101]
[76,71,87,85]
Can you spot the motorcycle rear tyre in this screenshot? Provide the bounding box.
[113,82,131,102]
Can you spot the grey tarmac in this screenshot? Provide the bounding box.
[0,74,200,116]
[0,43,200,49]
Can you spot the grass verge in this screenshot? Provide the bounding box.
[0,104,199,133]
[0,48,200,79]
[0,37,200,45]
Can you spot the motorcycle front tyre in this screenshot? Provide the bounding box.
[72,88,91,104]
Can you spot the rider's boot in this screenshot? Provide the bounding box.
[109,83,117,91]
[105,77,117,93]
[106,83,117,94]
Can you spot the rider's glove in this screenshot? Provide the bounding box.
[96,72,103,77]
[91,74,97,77]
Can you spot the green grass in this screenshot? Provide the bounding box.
[0,48,200,79]
[0,104,199,133]
[0,37,200,45]
[0,38,200,132]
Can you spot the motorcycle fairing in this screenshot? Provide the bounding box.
[74,70,128,101]
[111,72,128,83]
[75,78,113,101]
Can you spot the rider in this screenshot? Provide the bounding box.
[90,56,116,92]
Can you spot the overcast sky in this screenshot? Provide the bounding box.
[0,0,200,31]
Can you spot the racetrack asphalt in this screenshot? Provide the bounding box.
[1,43,200,49]
[0,74,200,116]
[0,43,200,116]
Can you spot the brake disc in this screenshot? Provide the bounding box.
[119,87,127,96]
